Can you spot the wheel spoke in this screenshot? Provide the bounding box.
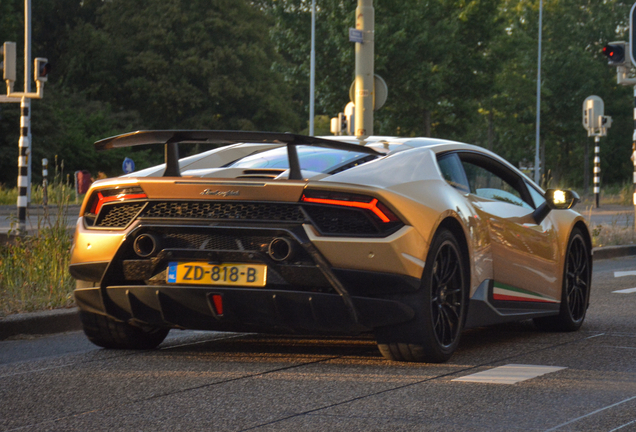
[439,306,453,345]
[443,303,460,325]
[434,305,446,343]
[435,243,460,287]
[439,260,458,286]
[446,288,461,296]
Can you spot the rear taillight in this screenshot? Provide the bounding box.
[300,190,401,224]
[86,186,147,216]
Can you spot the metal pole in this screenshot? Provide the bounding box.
[25,0,32,202]
[594,135,600,208]
[633,140,636,233]
[354,0,374,140]
[534,0,543,184]
[309,0,316,136]
[16,0,32,233]
[633,86,636,231]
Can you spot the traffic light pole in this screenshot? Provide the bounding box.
[616,70,636,232]
[18,97,30,228]
[1,0,48,234]
[354,0,374,139]
[633,86,636,231]
[606,3,636,231]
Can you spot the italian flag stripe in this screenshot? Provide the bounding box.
[493,282,558,303]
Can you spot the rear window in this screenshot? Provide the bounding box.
[227,146,377,174]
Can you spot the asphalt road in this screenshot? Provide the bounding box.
[2,256,636,431]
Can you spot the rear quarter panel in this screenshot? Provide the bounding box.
[321,147,491,295]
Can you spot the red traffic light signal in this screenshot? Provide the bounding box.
[602,43,626,66]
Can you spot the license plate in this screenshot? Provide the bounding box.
[167,262,267,287]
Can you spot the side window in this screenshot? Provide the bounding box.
[437,153,470,193]
[527,183,546,208]
[461,160,532,210]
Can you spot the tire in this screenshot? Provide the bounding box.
[378,228,468,363]
[534,228,591,332]
[79,310,169,349]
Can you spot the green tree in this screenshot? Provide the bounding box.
[1,0,302,185]
[59,0,301,132]
[259,0,504,138]
[491,0,633,187]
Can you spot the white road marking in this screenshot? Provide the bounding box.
[612,288,636,294]
[451,364,566,385]
[544,395,636,431]
[614,271,636,278]
[609,419,636,431]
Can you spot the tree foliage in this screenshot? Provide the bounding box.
[0,0,634,189]
[0,0,300,184]
[259,0,636,187]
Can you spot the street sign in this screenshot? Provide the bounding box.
[349,74,388,111]
[122,157,135,174]
[349,28,363,44]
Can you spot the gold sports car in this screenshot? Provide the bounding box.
[69,131,591,363]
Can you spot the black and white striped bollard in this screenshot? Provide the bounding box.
[593,135,600,208]
[42,158,49,221]
[17,98,30,233]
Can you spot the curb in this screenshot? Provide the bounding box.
[0,245,634,341]
[0,308,81,340]
[592,244,636,260]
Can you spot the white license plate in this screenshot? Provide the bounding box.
[166,262,267,287]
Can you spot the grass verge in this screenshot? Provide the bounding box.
[0,171,76,318]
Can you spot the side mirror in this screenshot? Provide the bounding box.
[533,189,580,224]
[545,189,580,210]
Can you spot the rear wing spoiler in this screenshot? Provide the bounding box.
[95,130,382,180]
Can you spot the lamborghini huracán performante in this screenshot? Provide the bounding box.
[70,131,591,363]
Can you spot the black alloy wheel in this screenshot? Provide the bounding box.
[534,227,591,332]
[377,228,467,363]
[564,231,589,323]
[430,236,465,349]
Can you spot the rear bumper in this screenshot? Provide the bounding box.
[75,285,415,335]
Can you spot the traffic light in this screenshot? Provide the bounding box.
[330,112,346,136]
[2,42,17,82]
[34,58,50,82]
[583,96,604,131]
[602,42,627,66]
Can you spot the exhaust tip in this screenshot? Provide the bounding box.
[133,233,161,258]
[268,237,295,262]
